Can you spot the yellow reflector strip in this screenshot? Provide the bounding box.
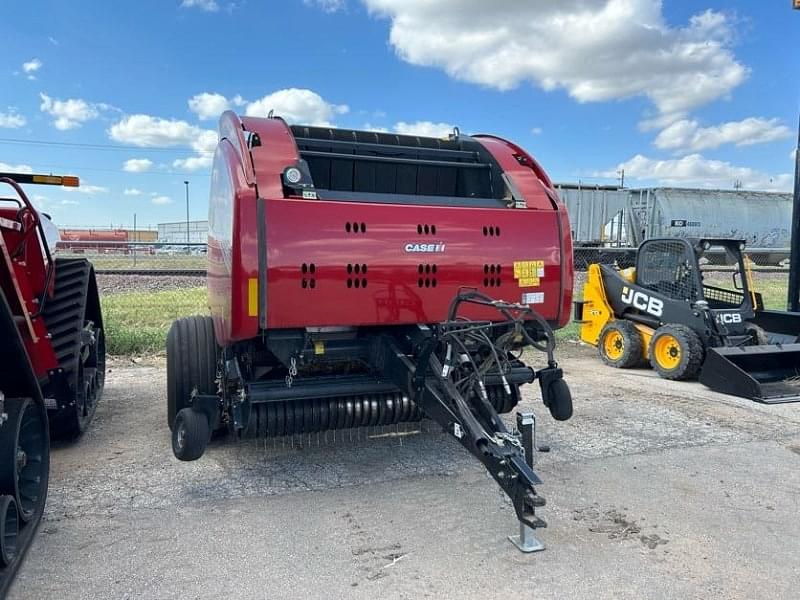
[248,278,258,317]
[314,341,325,355]
[32,175,62,185]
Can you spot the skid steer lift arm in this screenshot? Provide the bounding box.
[379,291,573,543]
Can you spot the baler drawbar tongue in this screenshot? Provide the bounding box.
[699,343,800,404]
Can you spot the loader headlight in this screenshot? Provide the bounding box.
[285,167,302,184]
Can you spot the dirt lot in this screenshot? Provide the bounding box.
[10,343,800,599]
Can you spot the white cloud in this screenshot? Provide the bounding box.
[188,92,244,120]
[64,183,109,195]
[393,121,456,137]
[22,58,42,79]
[123,158,154,172]
[173,155,213,171]
[39,93,100,130]
[364,1,747,118]
[109,114,217,171]
[361,123,390,132]
[0,162,32,173]
[109,114,205,147]
[304,0,346,12]
[654,117,792,152]
[180,0,218,11]
[151,195,173,205]
[531,127,542,135]
[60,199,79,205]
[245,88,348,126]
[605,153,793,192]
[123,188,143,196]
[0,110,26,128]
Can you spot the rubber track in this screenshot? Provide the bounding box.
[41,258,92,385]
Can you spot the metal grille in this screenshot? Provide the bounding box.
[636,240,699,301]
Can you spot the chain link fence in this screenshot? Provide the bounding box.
[54,242,793,355]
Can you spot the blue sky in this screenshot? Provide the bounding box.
[1,0,798,228]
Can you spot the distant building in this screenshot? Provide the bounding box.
[157,220,209,244]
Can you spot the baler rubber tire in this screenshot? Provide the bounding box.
[598,320,644,369]
[172,408,210,461]
[0,496,18,567]
[544,378,573,421]
[166,316,218,431]
[648,324,704,381]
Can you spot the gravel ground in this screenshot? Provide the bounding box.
[96,274,205,295]
[10,343,800,599]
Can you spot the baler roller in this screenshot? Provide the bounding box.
[243,385,517,438]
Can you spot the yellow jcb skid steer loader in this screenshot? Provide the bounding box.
[575,238,800,403]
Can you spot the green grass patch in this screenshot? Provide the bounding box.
[555,320,580,341]
[102,287,208,355]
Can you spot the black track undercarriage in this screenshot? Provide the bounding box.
[171,291,573,549]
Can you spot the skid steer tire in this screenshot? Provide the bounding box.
[744,323,769,346]
[649,324,704,381]
[598,320,644,369]
[167,316,218,431]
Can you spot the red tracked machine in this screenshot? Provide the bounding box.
[168,113,574,549]
[0,172,105,591]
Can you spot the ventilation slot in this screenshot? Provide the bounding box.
[346,263,368,289]
[417,264,438,288]
[416,224,438,235]
[345,221,367,234]
[482,225,501,237]
[301,263,317,289]
[482,264,502,288]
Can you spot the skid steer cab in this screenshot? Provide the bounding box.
[576,237,800,403]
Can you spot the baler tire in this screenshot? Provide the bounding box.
[172,408,210,461]
[167,316,218,431]
[544,378,573,421]
[0,496,18,567]
[648,324,704,381]
[598,320,644,369]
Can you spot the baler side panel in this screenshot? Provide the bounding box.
[263,199,563,328]
[208,140,258,346]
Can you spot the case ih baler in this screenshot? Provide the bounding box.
[168,113,574,548]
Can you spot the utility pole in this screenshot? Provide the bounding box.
[788,115,800,311]
[617,168,624,188]
[133,212,137,268]
[788,1,800,310]
[184,180,190,253]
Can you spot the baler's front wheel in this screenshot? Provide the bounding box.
[172,408,210,461]
[166,316,218,431]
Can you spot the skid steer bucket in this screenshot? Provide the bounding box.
[699,344,800,404]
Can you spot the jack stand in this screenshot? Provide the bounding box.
[508,410,545,552]
[508,521,545,553]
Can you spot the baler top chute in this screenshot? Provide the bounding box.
[168,113,575,550]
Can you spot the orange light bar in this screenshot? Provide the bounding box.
[0,173,80,187]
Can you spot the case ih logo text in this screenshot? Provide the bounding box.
[621,286,664,317]
[404,242,446,253]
